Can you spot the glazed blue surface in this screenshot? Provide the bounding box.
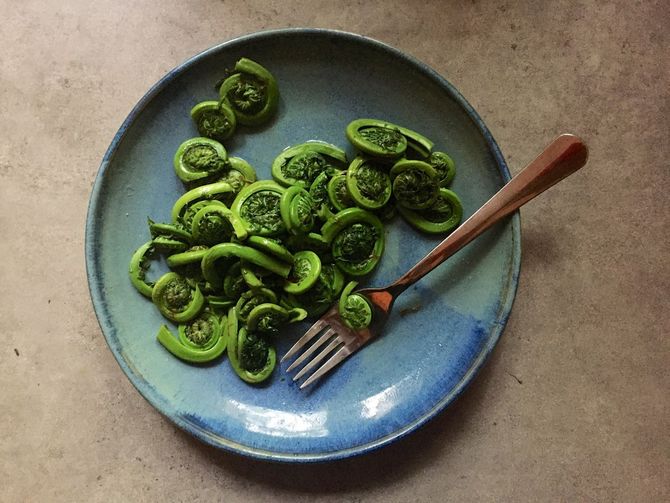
[85,29,520,462]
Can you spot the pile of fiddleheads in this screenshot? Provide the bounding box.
[129,59,464,384]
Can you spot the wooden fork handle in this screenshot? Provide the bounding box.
[391,134,588,293]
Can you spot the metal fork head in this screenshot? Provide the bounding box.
[282,288,395,388]
[281,305,370,388]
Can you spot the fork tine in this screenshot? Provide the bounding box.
[299,345,352,389]
[285,327,336,372]
[292,337,343,381]
[281,318,328,362]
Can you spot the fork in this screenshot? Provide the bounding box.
[282,134,589,388]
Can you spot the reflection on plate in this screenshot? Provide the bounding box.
[85,28,520,462]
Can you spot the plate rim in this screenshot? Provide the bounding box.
[85,27,521,463]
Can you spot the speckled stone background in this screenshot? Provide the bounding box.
[1,0,667,501]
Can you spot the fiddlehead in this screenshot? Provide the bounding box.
[128,100,470,382]
[427,151,456,187]
[178,310,223,350]
[190,204,236,246]
[272,142,347,188]
[346,118,434,159]
[309,169,340,221]
[219,58,279,126]
[234,288,278,323]
[190,101,237,142]
[246,303,306,336]
[155,311,227,363]
[284,232,330,255]
[214,157,257,193]
[173,137,228,185]
[346,119,407,159]
[390,159,439,210]
[151,272,205,323]
[280,186,316,235]
[227,308,275,383]
[231,180,287,237]
[346,156,392,210]
[148,219,190,254]
[322,207,385,276]
[283,250,321,294]
[129,241,157,298]
[338,281,372,330]
[171,181,237,227]
[397,187,463,234]
[286,263,345,317]
[327,173,355,211]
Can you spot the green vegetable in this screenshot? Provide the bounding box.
[239,329,275,377]
[428,151,456,187]
[346,156,392,210]
[238,261,284,292]
[219,58,279,126]
[322,207,385,276]
[129,241,156,298]
[283,250,321,294]
[331,223,379,276]
[151,272,204,323]
[246,236,294,264]
[327,173,355,211]
[239,330,271,370]
[338,281,373,330]
[246,303,307,335]
[155,310,227,363]
[173,137,228,185]
[190,204,236,245]
[239,261,268,291]
[165,246,209,283]
[373,200,397,222]
[171,181,237,226]
[190,101,237,142]
[201,243,291,289]
[225,308,275,383]
[231,180,287,237]
[222,262,247,299]
[280,186,315,235]
[130,102,469,386]
[309,170,339,221]
[271,142,347,188]
[205,295,235,313]
[178,310,223,350]
[285,232,330,255]
[235,288,278,323]
[148,219,192,243]
[346,119,407,159]
[151,236,189,255]
[397,188,463,234]
[390,159,439,210]
[216,157,257,192]
[346,118,434,159]
[177,201,218,232]
[287,263,345,317]
[156,316,227,363]
[395,125,433,159]
[166,246,209,268]
[148,217,192,254]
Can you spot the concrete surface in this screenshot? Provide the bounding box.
[1,0,668,501]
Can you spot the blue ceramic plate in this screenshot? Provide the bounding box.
[86,28,520,462]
